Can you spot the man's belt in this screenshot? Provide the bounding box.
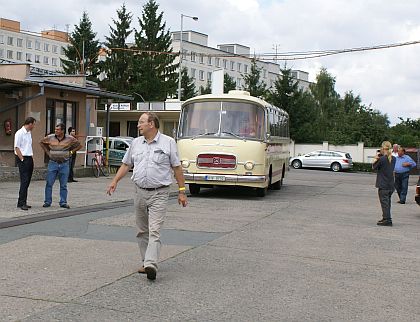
[138,185,169,191]
[50,159,69,164]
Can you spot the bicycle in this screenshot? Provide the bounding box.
[90,149,109,178]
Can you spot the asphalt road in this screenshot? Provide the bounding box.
[1,169,419,321]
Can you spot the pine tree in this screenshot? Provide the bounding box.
[131,0,178,101]
[101,4,133,93]
[180,67,197,100]
[61,12,101,78]
[224,73,236,93]
[242,57,267,98]
[199,81,212,95]
[268,66,299,114]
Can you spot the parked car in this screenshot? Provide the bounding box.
[107,136,134,166]
[289,150,353,172]
[415,176,420,206]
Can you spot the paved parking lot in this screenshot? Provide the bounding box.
[0,169,419,321]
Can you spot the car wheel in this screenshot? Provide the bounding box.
[331,162,342,172]
[291,159,302,169]
[256,186,268,197]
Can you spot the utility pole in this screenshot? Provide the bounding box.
[272,44,281,64]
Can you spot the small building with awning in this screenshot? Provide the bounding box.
[0,63,132,168]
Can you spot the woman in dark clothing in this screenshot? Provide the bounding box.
[372,141,396,226]
[67,127,78,182]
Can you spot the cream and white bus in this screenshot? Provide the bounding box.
[177,90,290,197]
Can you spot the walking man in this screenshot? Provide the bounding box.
[394,147,416,204]
[67,127,78,182]
[106,112,188,281]
[373,141,396,226]
[40,123,82,209]
[14,117,36,210]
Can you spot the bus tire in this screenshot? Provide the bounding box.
[256,186,267,197]
[189,184,200,195]
[272,178,282,190]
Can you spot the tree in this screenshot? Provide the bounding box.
[100,4,133,93]
[180,67,197,100]
[389,118,420,147]
[131,0,178,101]
[242,57,267,98]
[61,11,101,78]
[199,81,212,95]
[224,73,236,93]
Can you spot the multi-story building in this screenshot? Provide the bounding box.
[0,18,68,74]
[171,30,310,93]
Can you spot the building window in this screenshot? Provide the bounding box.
[44,43,50,52]
[35,55,41,63]
[27,39,32,49]
[52,57,57,66]
[17,38,23,47]
[16,51,23,61]
[7,36,13,46]
[230,61,235,71]
[181,49,187,60]
[244,64,248,73]
[0,35,4,44]
[35,41,41,50]
[0,49,4,58]
[207,71,212,81]
[43,56,49,64]
[199,54,204,64]
[223,59,228,69]
[263,69,267,78]
[26,53,32,62]
[190,51,196,62]
[207,56,212,65]
[190,68,196,79]
[199,70,204,80]
[237,63,241,72]
[215,58,220,67]
[52,45,58,53]
[237,78,242,88]
[61,46,66,55]
[6,50,13,59]
[46,99,76,136]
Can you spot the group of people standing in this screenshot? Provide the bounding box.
[373,142,417,226]
[14,118,81,210]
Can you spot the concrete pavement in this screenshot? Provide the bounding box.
[0,170,419,321]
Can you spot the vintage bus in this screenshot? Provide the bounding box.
[177,90,290,197]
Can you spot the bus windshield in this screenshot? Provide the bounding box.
[179,101,265,140]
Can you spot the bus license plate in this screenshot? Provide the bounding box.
[206,175,226,181]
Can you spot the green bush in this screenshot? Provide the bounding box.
[351,162,373,172]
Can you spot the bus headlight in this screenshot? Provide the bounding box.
[244,161,255,170]
[181,160,190,168]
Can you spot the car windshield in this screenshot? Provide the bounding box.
[178,101,265,140]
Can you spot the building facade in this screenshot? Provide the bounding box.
[171,30,310,93]
[0,18,68,74]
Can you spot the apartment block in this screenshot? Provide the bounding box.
[171,30,310,93]
[0,18,68,73]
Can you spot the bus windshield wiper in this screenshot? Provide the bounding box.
[221,131,245,140]
[191,132,217,139]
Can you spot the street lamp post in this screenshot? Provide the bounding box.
[178,14,198,101]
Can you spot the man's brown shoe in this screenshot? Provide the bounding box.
[138,266,146,274]
[145,266,157,280]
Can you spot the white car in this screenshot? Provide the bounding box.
[107,136,133,166]
[289,150,353,172]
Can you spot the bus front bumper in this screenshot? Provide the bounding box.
[184,173,267,184]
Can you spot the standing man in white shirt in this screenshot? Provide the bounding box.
[106,112,187,281]
[14,117,36,210]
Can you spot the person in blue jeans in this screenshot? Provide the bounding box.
[394,147,417,204]
[40,123,81,209]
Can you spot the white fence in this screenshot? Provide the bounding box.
[290,141,379,163]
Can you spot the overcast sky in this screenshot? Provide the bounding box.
[3,0,420,124]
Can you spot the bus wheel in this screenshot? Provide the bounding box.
[272,178,282,190]
[256,186,267,197]
[189,184,200,195]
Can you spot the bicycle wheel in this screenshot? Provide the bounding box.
[100,163,109,177]
[91,158,100,178]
